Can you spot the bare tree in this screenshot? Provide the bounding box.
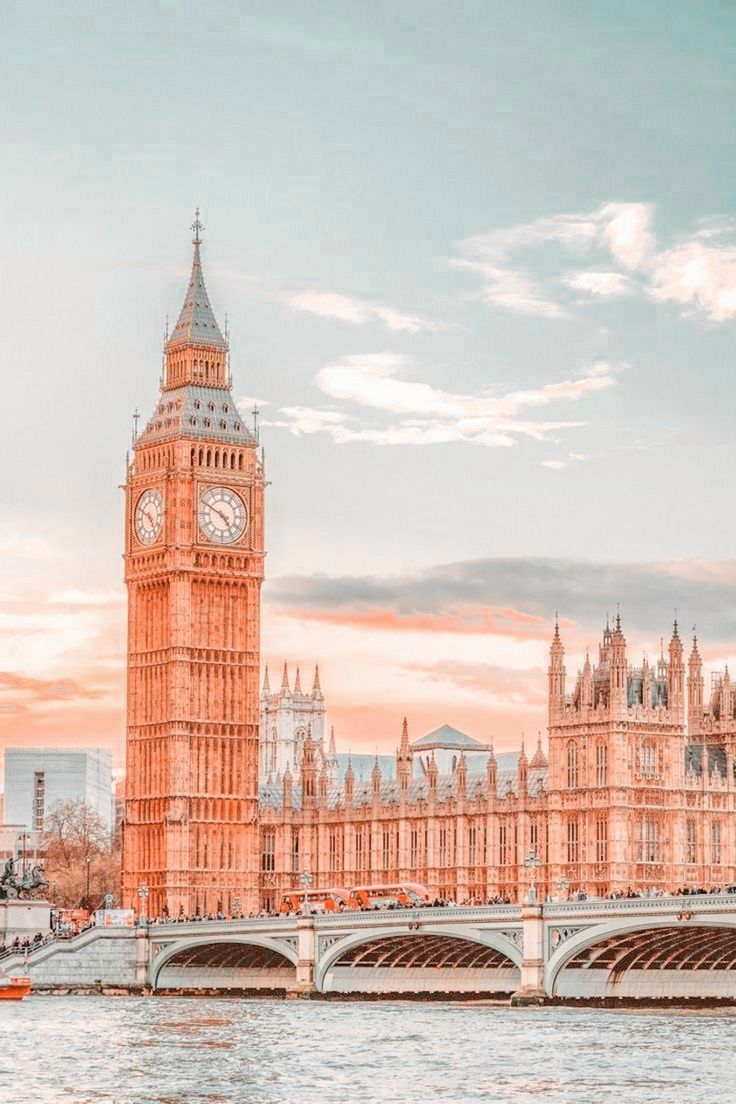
[41,800,120,910]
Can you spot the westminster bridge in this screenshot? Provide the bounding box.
[7,893,736,1002]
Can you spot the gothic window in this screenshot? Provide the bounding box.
[595,743,607,787]
[499,823,508,866]
[468,822,477,866]
[637,818,660,863]
[595,818,607,863]
[686,820,697,865]
[382,829,391,869]
[530,821,538,854]
[208,402,215,412]
[566,820,579,864]
[291,830,299,874]
[355,827,365,871]
[641,740,656,778]
[195,400,201,410]
[567,742,578,789]
[712,822,722,865]
[410,827,419,867]
[439,824,448,867]
[329,830,341,872]
[223,404,229,413]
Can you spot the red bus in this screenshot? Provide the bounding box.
[351,883,429,909]
[279,887,354,914]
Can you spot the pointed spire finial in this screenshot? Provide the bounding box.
[191,206,203,245]
[262,666,270,694]
[294,667,302,694]
[312,663,322,695]
[132,407,140,445]
[280,662,290,693]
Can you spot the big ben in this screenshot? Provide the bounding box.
[122,213,265,918]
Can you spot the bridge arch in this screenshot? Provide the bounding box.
[547,916,736,999]
[151,934,299,992]
[317,926,522,996]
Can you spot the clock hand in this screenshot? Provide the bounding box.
[209,504,231,525]
[144,510,157,526]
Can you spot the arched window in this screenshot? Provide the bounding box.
[567,742,578,789]
[595,743,607,787]
[641,740,656,778]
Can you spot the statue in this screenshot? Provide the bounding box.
[0,859,47,901]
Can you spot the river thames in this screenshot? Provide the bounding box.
[1,998,734,1103]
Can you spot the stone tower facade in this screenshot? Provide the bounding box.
[259,663,337,783]
[122,216,265,918]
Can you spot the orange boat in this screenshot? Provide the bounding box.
[0,972,31,1000]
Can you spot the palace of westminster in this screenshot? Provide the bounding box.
[122,222,736,918]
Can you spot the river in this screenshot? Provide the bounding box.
[1,997,733,1103]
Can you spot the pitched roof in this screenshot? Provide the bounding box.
[167,242,227,351]
[411,723,487,751]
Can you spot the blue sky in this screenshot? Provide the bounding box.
[2,3,736,759]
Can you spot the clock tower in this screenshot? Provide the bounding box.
[122,214,265,918]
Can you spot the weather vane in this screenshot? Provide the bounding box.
[191,207,204,245]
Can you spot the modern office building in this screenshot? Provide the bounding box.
[3,748,115,837]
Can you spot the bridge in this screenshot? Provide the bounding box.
[7,894,736,1002]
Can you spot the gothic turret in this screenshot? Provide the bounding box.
[262,666,270,694]
[456,751,468,797]
[294,667,303,694]
[530,733,547,769]
[283,764,293,809]
[517,738,528,795]
[548,615,566,722]
[344,756,354,804]
[371,755,382,799]
[688,633,704,716]
[280,663,290,694]
[581,650,593,709]
[668,619,685,717]
[397,716,413,788]
[312,664,323,700]
[609,612,627,716]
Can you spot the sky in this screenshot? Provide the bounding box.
[2,2,736,772]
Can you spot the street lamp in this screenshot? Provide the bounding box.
[523,848,542,903]
[299,869,313,915]
[138,882,149,924]
[16,832,30,879]
[555,875,570,901]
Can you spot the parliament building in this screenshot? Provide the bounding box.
[122,225,736,918]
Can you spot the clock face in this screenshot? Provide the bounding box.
[134,488,164,545]
[198,486,248,545]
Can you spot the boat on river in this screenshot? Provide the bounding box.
[0,969,31,1001]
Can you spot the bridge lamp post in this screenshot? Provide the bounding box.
[555,876,570,902]
[523,848,542,903]
[299,869,314,916]
[138,882,149,925]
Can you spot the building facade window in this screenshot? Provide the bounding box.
[261,831,275,872]
[566,820,579,864]
[468,822,477,867]
[641,741,656,778]
[291,831,299,874]
[637,819,660,863]
[596,744,607,788]
[410,828,419,868]
[595,818,607,863]
[712,822,722,865]
[530,821,538,853]
[439,825,448,867]
[686,820,697,865]
[382,829,390,870]
[33,771,45,832]
[499,824,508,867]
[567,743,578,789]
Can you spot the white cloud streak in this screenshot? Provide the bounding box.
[457,201,736,322]
[265,353,623,449]
[283,289,437,334]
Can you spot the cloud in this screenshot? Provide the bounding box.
[649,241,736,322]
[541,459,567,470]
[455,202,654,318]
[0,671,104,705]
[455,201,736,322]
[265,555,736,650]
[564,271,633,297]
[282,289,437,334]
[406,661,548,707]
[266,353,621,449]
[273,603,551,641]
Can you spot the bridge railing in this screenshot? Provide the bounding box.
[542,892,736,919]
[148,903,522,938]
